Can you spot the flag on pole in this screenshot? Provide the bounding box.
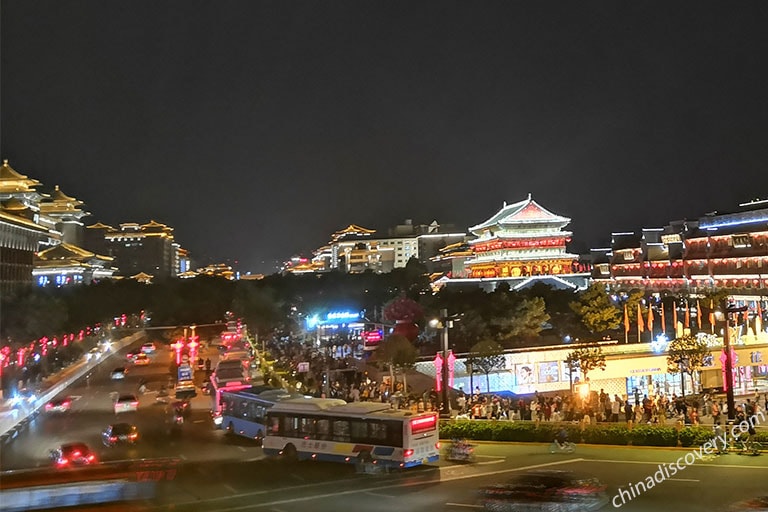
[624,304,630,333]
[673,302,678,329]
[709,299,715,333]
[647,306,654,334]
[757,301,763,335]
[697,299,702,330]
[684,302,690,329]
[660,306,666,334]
[637,304,645,332]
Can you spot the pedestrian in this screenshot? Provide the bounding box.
[611,395,621,422]
[711,400,721,425]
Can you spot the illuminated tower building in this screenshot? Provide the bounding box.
[465,194,581,279]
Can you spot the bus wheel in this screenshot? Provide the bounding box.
[281,443,298,462]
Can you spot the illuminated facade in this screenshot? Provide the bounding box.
[33,243,116,286]
[593,199,768,295]
[284,221,465,275]
[431,195,590,292]
[85,220,187,278]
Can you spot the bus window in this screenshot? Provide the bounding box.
[269,416,280,434]
[299,417,314,436]
[350,420,368,442]
[283,415,299,437]
[369,422,387,442]
[332,420,350,442]
[316,419,331,440]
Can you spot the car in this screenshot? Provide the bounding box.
[86,347,102,362]
[126,349,141,361]
[133,353,150,366]
[102,423,139,446]
[45,396,72,413]
[478,470,609,511]
[111,367,127,380]
[141,342,157,354]
[114,394,139,414]
[49,442,97,467]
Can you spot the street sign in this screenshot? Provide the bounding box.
[297,362,310,373]
[178,364,192,381]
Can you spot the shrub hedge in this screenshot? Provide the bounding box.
[440,420,766,448]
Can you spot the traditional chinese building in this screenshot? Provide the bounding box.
[33,243,116,286]
[593,199,768,296]
[435,195,588,291]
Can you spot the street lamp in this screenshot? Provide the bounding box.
[723,301,747,421]
[431,309,459,418]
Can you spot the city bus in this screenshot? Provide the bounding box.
[263,398,440,469]
[218,387,303,442]
[210,378,254,426]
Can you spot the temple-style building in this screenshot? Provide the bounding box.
[84,220,184,278]
[33,243,116,286]
[283,221,465,275]
[435,195,590,291]
[593,199,768,296]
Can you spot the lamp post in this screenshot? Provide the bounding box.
[723,301,747,421]
[440,309,450,417]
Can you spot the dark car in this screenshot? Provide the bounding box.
[102,423,139,446]
[45,396,72,413]
[111,367,128,380]
[49,442,97,467]
[479,470,608,511]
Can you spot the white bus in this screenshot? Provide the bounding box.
[263,398,440,469]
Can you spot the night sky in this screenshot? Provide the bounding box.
[2,2,768,274]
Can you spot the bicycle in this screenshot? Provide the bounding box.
[549,441,576,454]
[735,434,763,456]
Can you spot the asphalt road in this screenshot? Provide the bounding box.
[0,340,263,472]
[3,342,767,512]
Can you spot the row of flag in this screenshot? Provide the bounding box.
[622,300,764,334]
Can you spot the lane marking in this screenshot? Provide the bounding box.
[224,484,237,493]
[474,455,504,459]
[445,504,482,509]
[476,459,505,466]
[365,491,394,498]
[585,458,768,470]
[667,478,700,482]
[185,458,584,510]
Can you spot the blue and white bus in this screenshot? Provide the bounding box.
[219,387,303,442]
[263,398,440,469]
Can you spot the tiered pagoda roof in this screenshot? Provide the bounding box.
[0,159,42,193]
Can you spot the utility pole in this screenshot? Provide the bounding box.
[723,301,747,421]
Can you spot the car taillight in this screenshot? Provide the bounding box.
[131,401,138,406]
[58,458,68,465]
[45,404,52,410]
[73,451,81,457]
[87,454,96,461]
[403,449,414,457]
[435,442,441,450]
[129,433,138,439]
[110,436,117,442]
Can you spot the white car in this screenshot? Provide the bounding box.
[114,394,139,414]
[141,342,156,354]
[86,347,102,362]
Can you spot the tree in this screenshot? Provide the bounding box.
[569,284,622,334]
[468,340,505,393]
[564,344,606,383]
[375,334,418,392]
[666,334,709,398]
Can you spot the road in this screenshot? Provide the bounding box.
[3,341,767,511]
[157,443,768,512]
[0,340,263,472]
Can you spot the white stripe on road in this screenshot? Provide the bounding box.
[365,492,394,498]
[586,458,768,470]
[194,458,584,511]
[445,504,482,509]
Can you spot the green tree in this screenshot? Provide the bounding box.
[570,284,622,334]
[376,334,418,392]
[565,344,607,383]
[468,340,506,393]
[666,334,710,398]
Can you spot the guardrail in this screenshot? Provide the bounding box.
[1,479,156,512]
[0,332,146,443]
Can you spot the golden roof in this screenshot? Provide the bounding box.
[0,210,48,231]
[0,159,42,192]
[1,197,29,212]
[141,220,171,230]
[86,222,116,230]
[130,272,154,283]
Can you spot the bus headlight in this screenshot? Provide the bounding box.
[213,415,223,426]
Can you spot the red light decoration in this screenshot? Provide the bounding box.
[447,351,456,388]
[17,347,25,366]
[433,353,443,392]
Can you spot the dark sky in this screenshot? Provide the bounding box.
[3,2,768,274]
